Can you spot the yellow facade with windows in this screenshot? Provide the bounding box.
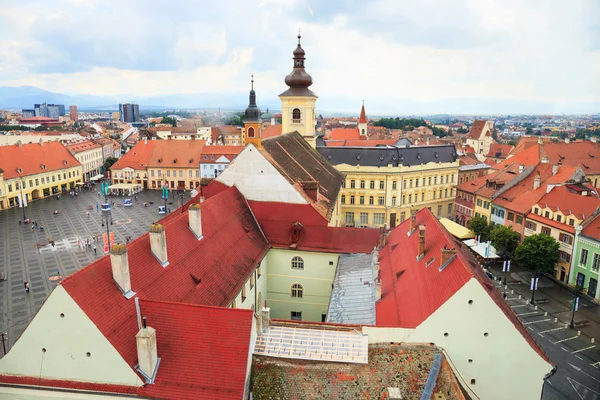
[474,194,493,222]
[337,161,459,228]
[2,166,83,208]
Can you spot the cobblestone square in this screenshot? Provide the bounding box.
[0,189,182,351]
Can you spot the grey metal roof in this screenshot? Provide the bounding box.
[327,253,376,325]
[317,144,457,167]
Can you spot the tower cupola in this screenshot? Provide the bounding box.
[244,75,261,122]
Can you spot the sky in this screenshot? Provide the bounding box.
[0,0,599,114]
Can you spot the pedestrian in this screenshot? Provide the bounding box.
[135,195,138,200]
[93,244,97,255]
[24,282,30,293]
[78,239,81,248]
[18,220,21,225]
[96,204,99,212]
[31,224,35,231]
[87,211,90,218]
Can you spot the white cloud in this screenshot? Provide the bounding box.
[0,0,598,113]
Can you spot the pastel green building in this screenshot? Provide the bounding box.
[570,220,600,302]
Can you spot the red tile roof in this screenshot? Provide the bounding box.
[492,144,540,171]
[136,300,253,400]
[248,201,380,253]
[358,104,368,124]
[201,145,243,156]
[148,140,206,168]
[328,128,361,140]
[532,185,600,221]
[581,213,600,240]
[0,141,81,180]
[324,139,397,147]
[485,143,513,159]
[376,208,550,363]
[65,140,102,153]
[261,124,283,139]
[467,120,489,139]
[112,140,156,171]
[59,187,269,396]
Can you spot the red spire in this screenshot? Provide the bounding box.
[359,101,368,124]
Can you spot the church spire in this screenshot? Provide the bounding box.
[359,101,368,124]
[283,31,313,92]
[244,74,260,122]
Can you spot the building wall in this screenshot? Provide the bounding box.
[473,194,492,222]
[217,145,307,204]
[280,96,317,147]
[231,256,268,314]
[0,387,134,399]
[490,204,506,225]
[406,279,551,400]
[336,162,459,228]
[266,249,339,322]
[147,167,200,190]
[72,148,103,180]
[569,235,600,301]
[0,285,143,386]
[2,166,82,208]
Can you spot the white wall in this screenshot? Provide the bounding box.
[363,326,414,343]
[217,144,307,204]
[0,286,143,387]
[406,279,551,400]
[0,387,133,399]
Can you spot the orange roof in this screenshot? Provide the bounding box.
[328,128,361,140]
[112,140,156,171]
[581,213,600,240]
[484,158,497,166]
[358,104,368,124]
[148,140,206,168]
[533,185,600,221]
[0,142,81,180]
[486,143,514,158]
[324,139,398,147]
[467,120,489,139]
[261,124,283,139]
[546,165,579,185]
[455,173,490,195]
[492,145,540,171]
[542,142,600,174]
[201,145,243,156]
[65,140,102,153]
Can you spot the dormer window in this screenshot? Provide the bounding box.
[173,158,177,164]
[16,168,22,174]
[41,164,47,169]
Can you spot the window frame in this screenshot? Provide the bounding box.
[291,256,304,270]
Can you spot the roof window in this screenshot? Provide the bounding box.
[42,164,47,169]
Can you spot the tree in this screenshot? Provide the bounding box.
[526,127,533,135]
[490,225,520,258]
[225,113,244,127]
[467,215,491,241]
[160,117,177,127]
[514,234,560,274]
[492,128,498,141]
[104,157,118,169]
[431,126,447,137]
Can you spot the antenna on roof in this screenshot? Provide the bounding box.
[142,316,147,329]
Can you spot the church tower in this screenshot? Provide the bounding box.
[243,75,262,148]
[279,33,318,147]
[358,101,368,138]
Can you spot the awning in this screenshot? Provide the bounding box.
[109,183,142,190]
[439,218,475,239]
[463,239,500,259]
[90,174,104,181]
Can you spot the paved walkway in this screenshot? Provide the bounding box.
[486,263,600,400]
[0,189,180,352]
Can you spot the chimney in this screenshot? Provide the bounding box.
[417,225,426,260]
[375,271,382,302]
[109,244,135,298]
[188,204,203,240]
[372,246,380,279]
[409,210,417,233]
[533,173,541,189]
[136,317,158,380]
[39,138,43,146]
[592,136,597,143]
[144,137,147,145]
[541,156,549,164]
[387,388,403,400]
[538,136,543,144]
[552,165,559,175]
[261,303,270,332]
[271,117,275,126]
[565,137,570,144]
[518,164,524,173]
[440,247,457,269]
[149,224,169,267]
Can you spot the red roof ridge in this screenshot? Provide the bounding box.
[358,104,368,124]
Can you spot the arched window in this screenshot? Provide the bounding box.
[361,128,365,135]
[291,256,304,270]
[291,283,303,298]
[247,127,255,138]
[292,108,301,122]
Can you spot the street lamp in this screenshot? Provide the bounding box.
[502,258,511,286]
[18,178,26,221]
[530,271,540,305]
[161,182,169,214]
[569,287,582,329]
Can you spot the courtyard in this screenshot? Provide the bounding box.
[0,188,184,351]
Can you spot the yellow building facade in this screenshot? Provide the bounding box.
[335,160,459,228]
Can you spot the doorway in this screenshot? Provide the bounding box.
[576,272,585,288]
[588,278,598,297]
[389,213,396,229]
[559,267,566,282]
